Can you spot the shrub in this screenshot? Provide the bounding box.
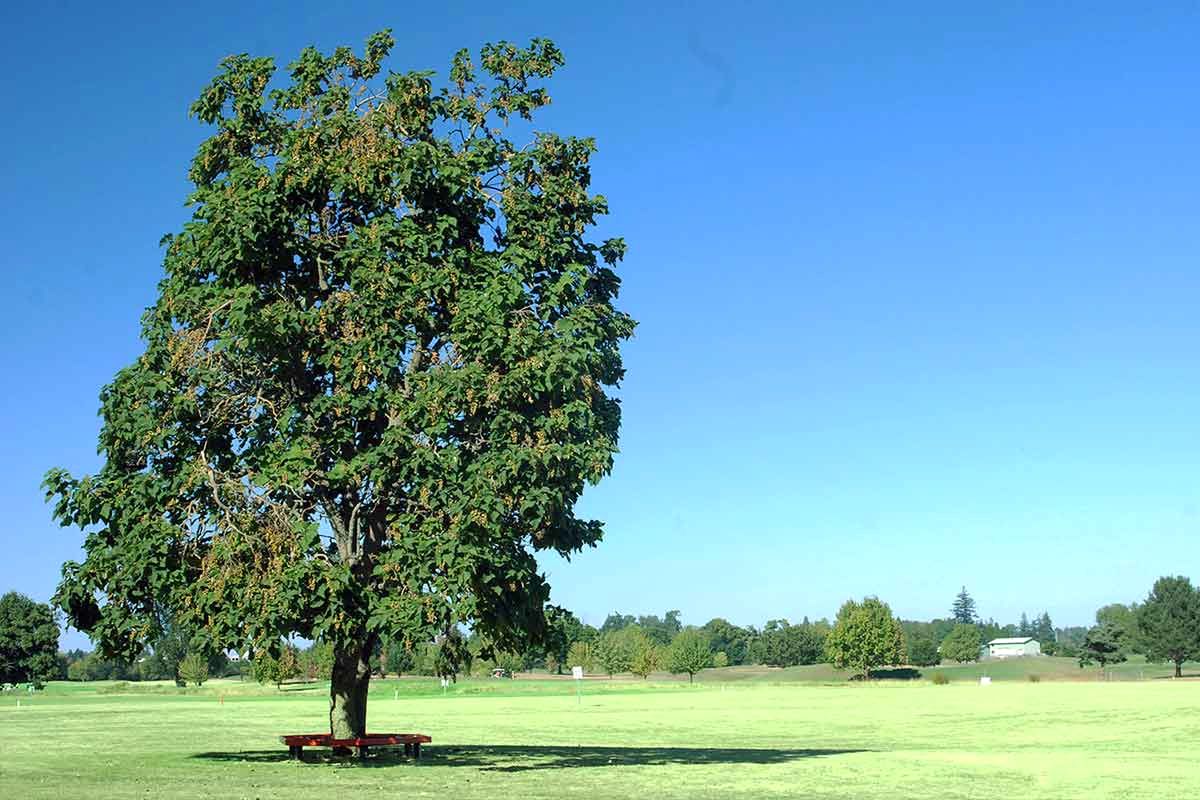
[931,672,950,685]
[1027,673,1041,683]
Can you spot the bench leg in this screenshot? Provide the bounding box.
[412,743,421,760]
[357,745,368,759]
[289,745,302,760]
[404,742,412,756]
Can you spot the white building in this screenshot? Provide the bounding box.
[984,637,1041,659]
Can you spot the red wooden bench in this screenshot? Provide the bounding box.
[280,732,431,760]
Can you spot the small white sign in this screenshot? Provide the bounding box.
[979,676,992,686]
[572,666,584,680]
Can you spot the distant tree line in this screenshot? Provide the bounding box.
[11,575,1200,685]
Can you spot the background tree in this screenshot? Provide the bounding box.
[635,611,683,646]
[700,618,751,665]
[824,598,905,680]
[755,619,826,667]
[541,606,584,674]
[255,643,300,688]
[629,633,662,679]
[666,629,712,683]
[907,634,941,667]
[1095,603,1139,652]
[600,613,637,633]
[301,641,335,681]
[178,651,210,686]
[1077,622,1126,670]
[381,638,415,677]
[44,32,633,742]
[594,629,635,677]
[0,592,60,689]
[1137,576,1200,678]
[1018,612,1031,637]
[566,640,595,673]
[141,608,189,686]
[939,624,982,663]
[1032,612,1056,649]
[951,587,977,624]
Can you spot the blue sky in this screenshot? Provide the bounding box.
[3,2,1198,649]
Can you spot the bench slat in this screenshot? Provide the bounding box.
[280,732,431,747]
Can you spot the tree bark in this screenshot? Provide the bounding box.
[329,637,374,745]
[1175,659,1183,678]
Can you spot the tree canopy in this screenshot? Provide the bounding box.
[0,592,60,688]
[1077,621,1126,669]
[951,587,977,625]
[939,623,981,663]
[1137,576,1200,678]
[666,628,712,683]
[44,31,633,739]
[824,597,905,680]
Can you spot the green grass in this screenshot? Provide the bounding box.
[3,676,1199,799]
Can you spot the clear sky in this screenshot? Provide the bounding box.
[3,1,1198,649]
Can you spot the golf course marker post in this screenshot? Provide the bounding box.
[572,665,583,705]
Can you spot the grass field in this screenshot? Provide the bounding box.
[2,671,1198,799]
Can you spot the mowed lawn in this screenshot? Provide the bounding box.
[2,676,1198,799]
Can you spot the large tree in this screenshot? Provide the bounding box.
[0,592,60,688]
[44,32,633,741]
[824,597,905,680]
[1137,576,1200,678]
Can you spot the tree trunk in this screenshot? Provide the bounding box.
[329,638,374,744]
[1175,659,1182,679]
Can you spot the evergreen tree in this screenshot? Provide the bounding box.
[951,587,977,624]
[1033,612,1056,645]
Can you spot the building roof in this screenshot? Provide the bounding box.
[988,637,1035,645]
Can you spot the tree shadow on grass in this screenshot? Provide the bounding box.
[191,744,870,771]
[848,668,922,681]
